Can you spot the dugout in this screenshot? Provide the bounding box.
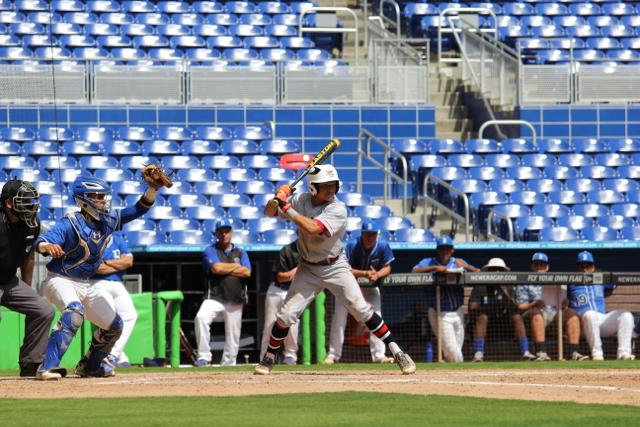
[127,241,640,365]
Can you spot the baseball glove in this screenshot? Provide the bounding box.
[141,164,173,189]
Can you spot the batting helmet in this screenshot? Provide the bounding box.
[307,164,340,196]
[71,176,112,222]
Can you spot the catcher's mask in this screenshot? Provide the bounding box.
[1,180,40,227]
[71,176,112,222]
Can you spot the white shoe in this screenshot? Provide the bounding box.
[35,370,62,381]
[535,351,551,361]
[572,351,589,361]
[254,355,275,375]
[617,353,636,361]
[473,351,484,362]
[592,355,605,361]
[323,355,336,365]
[394,352,416,375]
[521,351,537,361]
[374,356,395,364]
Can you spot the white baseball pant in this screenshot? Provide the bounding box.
[428,307,464,363]
[260,284,299,361]
[581,310,634,359]
[194,298,243,366]
[276,257,373,328]
[327,286,385,362]
[43,272,116,330]
[91,279,138,364]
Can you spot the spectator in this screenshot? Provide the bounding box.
[194,219,251,366]
[260,240,300,365]
[469,258,536,362]
[91,231,138,368]
[516,252,588,361]
[412,236,478,362]
[568,251,635,360]
[325,221,395,364]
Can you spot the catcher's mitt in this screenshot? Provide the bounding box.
[141,164,173,189]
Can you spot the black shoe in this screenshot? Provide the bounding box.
[19,362,39,377]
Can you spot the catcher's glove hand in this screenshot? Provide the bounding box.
[141,164,173,189]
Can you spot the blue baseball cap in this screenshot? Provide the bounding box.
[361,220,379,233]
[436,236,454,248]
[532,252,549,263]
[215,218,233,231]
[577,251,594,264]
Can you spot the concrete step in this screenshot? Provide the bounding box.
[437,118,472,133]
[429,90,462,106]
[436,105,468,120]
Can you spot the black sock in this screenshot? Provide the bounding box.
[535,341,546,353]
[365,313,394,345]
[567,343,578,355]
[266,322,290,357]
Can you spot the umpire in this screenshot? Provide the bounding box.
[0,180,55,376]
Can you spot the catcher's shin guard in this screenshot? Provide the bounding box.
[41,302,85,371]
[80,314,123,375]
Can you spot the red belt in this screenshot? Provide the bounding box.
[302,255,340,266]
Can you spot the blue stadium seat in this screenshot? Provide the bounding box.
[536,49,569,64]
[252,192,278,207]
[23,34,57,47]
[217,168,257,182]
[202,155,241,170]
[0,46,33,60]
[510,190,547,206]
[120,23,155,36]
[259,2,290,14]
[97,35,132,47]
[489,179,526,194]
[354,205,392,219]
[611,203,640,219]
[516,215,554,241]
[101,12,136,25]
[372,216,413,232]
[227,205,261,221]
[503,3,535,16]
[536,3,569,16]
[27,11,62,24]
[532,203,571,219]
[158,218,201,233]
[602,24,634,38]
[87,1,120,13]
[564,178,601,193]
[430,167,466,182]
[185,47,223,62]
[547,190,587,205]
[532,26,566,39]
[34,46,73,60]
[580,165,617,179]
[50,22,83,35]
[185,205,226,220]
[133,12,168,26]
[264,24,297,37]
[243,155,279,169]
[148,47,184,62]
[558,153,593,167]
[297,48,331,61]
[273,14,298,26]
[142,140,182,156]
[158,1,191,14]
[147,206,183,220]
[620,225,640,241]
[0,34,23,47]
[506,166,544,181]
[485,153,520,169]
[161,155,200,170]
[193,2,224,14]
[78,126,115,143]
[78,156,118,170]
[94,168,134,183]
[602,178,639,193]
[520,153,555,168]
[0,141,22,155]
[133,35,170,49]
[168,230,210,245]
[0,156,36,172]
[521,16,553,28]
[175,169,216,183]
[280,36,314,49]
[220,139,260,155]
[345,216,362,233]
[544,165,579,180]
[336,193,371,208]
[394,228,435,243]
[572,203,610,218]
[556,215,592,232]
[596,215,634,230]
[170,35,205,48]
[235,180,275,195]
[40,194,74,209]
[122,1,157,14]
[527,178,562,194]
[50,169,82,184]
[225,1,259,14]
[501,138,538,154]
[587,189,625,205]
[32,181,64,196]
[246,217,285,233]
[260,139,299,155]
[582,226,618,241]
[158,181,190,197]
[539,226,579,242]
[194,126,231,141]
[586,36,620,51]
[618,165,640,180]
[73,47,110,60]
[111,180,145,195]
[63,12,99,26]
[573,138,609,153]
[240,14,272,26]
[62,141,103,156]
[6,168,46,182]
[445,154,480,168]
[124,230,164,246]
[429,138,464,155]
[262,229,296,245]
[470,191,509,232]
[259,168,296,183]
[464,138,502,154]
[210,193,252,208]
[391,138,429,155]
[231,229,259,245]
[467,166,503,181]
[10,22,45,35]
[537,138,572,154]
[450,179,488,195]
[260,47,295,61]
[607,48,640,61]
[2,127,35,142]
[104,141,143,157]
[594,153,629,167]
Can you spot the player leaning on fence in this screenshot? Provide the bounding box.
[255,164,416,375]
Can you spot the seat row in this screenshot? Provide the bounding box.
[419,164,640,181]
[511,218,640,241]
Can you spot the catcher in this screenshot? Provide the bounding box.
[34,166,172,380]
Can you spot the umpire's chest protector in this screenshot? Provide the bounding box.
[62,212,117,279]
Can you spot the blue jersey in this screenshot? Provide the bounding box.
[35,203,148,279]
[92,233,131,282]
[567,284,615,315]
[203,244,251,272]
[345,238,394,271]
[414,257,470,311]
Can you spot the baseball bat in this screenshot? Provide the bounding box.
[271,139,341,206]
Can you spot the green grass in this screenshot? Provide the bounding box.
[1,393,639,427]
[1,359,637,377]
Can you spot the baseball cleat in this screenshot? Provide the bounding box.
[535,351,551,361]
[473,351,484,362]
[394,352,416,375]
[193,359,209,367]
[75,357,115,378]
[35,368,67,381]
[281,356,297,365]
[521,351,537,361]
[254,355,275,375]
[617,353,636,361]
[375,356,395,364]
[323,355,336,365]
[571,351,590,361]
[591,355,605,361]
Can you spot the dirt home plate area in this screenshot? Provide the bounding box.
[2,369,640,406]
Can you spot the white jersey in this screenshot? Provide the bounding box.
[287,192,346,263]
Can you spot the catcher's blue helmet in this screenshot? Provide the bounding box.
[71,176,112,222]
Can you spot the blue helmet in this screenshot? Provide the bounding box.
[71,176,112,222]
[532,252,549,263]
[577,250,594,264]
